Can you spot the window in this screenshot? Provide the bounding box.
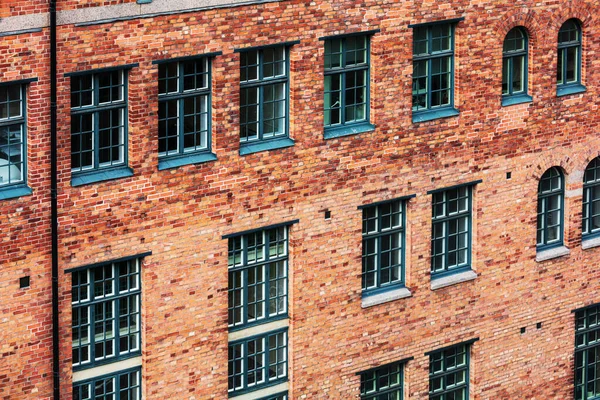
[557,19,584,95]
[73,368,141,400]
[361,200,405,294]
[157,57,215,168]
[360,361,404,400]
[575,304,600,400]
[536,167,564,249]
[502,27,530,105]
[431,186,472,276]
[239,46,291,153]
[429,344,469,400]
[71,69,131,184]
[256,393,288,400]
[71,259,141,368]
[323,35,372,137]
[412,22,458,122]
[228,226,288,329]
[583,158,600,239]
[228,330,288,395]
[0,83,26,188]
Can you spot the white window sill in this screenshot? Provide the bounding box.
[72,356,142,383]
[431,270,477,290]
[582,236,600,250]
[361,287,412,308]
[536,245,570,262]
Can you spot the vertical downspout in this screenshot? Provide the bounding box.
[50,0,60,398]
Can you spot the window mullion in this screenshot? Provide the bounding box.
[178,63,185,155]
[243,269,249,325]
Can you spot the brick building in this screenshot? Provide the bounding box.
[1,0,600,398]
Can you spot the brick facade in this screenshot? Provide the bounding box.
[1,0,600,398]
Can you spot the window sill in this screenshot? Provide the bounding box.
[0,184,32,200]
[158,152,217,170]
[71,166,134,187]
[324,122,375,139]
[230,381,289,400]
[582,236,600,250]
[136,0,152,3]
[431,269,477,290]
[412,107,459,123]
[502,94,532,107]
[557,84,586,97]
[536,245,570,262]
[361,286,411,308]
[239,137,295,156]
[72,351,141,372]
[72,355,142,383]
[228,315,288,338]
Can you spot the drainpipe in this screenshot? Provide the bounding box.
[49,0,60,398]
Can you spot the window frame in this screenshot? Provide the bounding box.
[575,304,600,400]
[72,366,141,400]
[156,55,216,170]
[71,258,142,371]
[360,197,409,297]
[429,183,475,278]
[228,328,288,397]
[359,360,407,400]
[428,343,471,400]
[0,82,29,195]
[322,33,375,139]
[502,27,532,106]
[227,226,289,331]
[557,19,585,96]
[536,167,565,251]
[582,158,600,240]
[411,20,460,123]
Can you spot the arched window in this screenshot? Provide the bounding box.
[583,158,600,238]
[537,167,564,249]
[502,27,528,101]
[557,19,583,94]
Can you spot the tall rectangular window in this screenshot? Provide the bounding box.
[323,35,370,134]
[71,70,128,175]
[239,47,288,144]
[228,226,288,329]
[429,344,469,400]
[412,22,458,122]
[360,361,404,400]
[73,368,141,400]
[0,83,26,187]
[575,305,600,400]
[431,186,472,276]
[228,330,288,394]
[158,57,211,161]
[361,200,405,293]
[71,259,141,368]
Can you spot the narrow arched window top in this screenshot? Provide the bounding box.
[558,19,581,46]
[539,167,563,195]
[584,157,600,185]
[503,27,527,54]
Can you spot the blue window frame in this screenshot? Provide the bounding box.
[360,361,405,400]
[228,329,288,396]
[157,57,215,169]
[0,83,27,190]
[575,304,600,400]
[361,199,406,294]
[71,70,128,176]
[502,27,531,105]
[239,46,291,154]
[557,19,584,96]
[536,167,564,250]
[431,186,472,276]
[255,393,287,400]
[228,226,288,330]
[412,22,458,122]
[429,343,469,400]
[73,367,141,400]
[323,35,373,138]
[71,259,141,369]
[583,158,600,240]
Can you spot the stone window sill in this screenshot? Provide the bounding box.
[431,270,477,290]
[536,245,570,262]
[582,236,600,250]
[361,286,412,308]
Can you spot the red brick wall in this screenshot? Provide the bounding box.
[0,0,47,17]
[3,0,600,398]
